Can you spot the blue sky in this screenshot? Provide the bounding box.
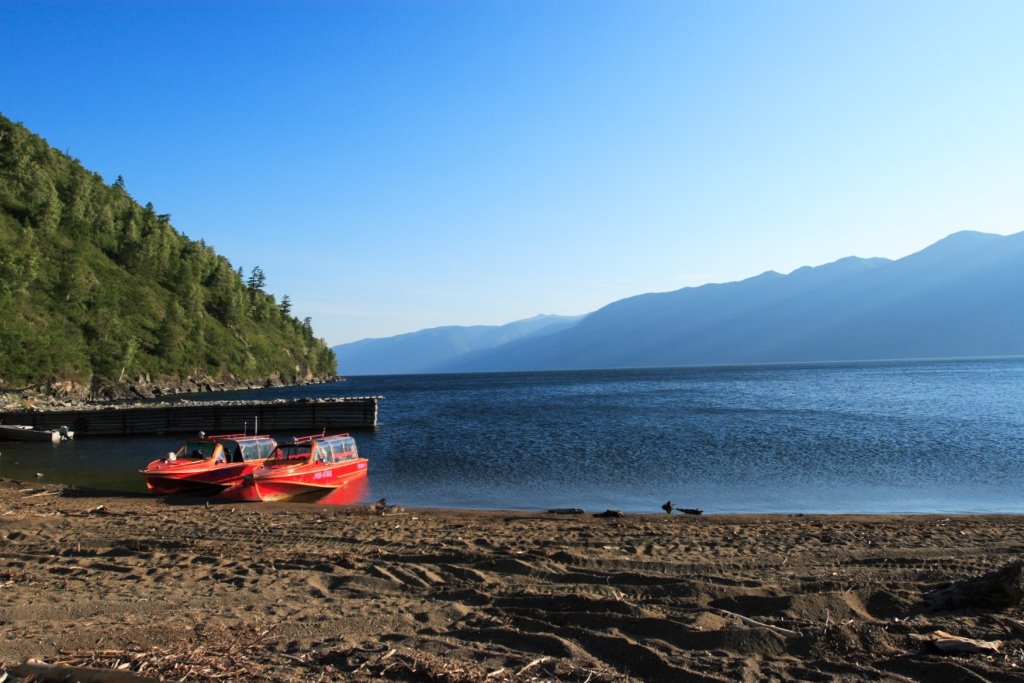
[2,1,1022,345]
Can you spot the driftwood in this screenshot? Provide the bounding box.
[662,501,703,515]
[909,630,1003,654]
[516,656,553,675]
[924,558,1023,611]
[22,489,58,498]
[714,608,802,638]
[10,659,159,683]
[547,508,585,515]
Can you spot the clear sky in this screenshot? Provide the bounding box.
[2,1,1021,345]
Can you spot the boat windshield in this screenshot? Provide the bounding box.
[268,444,313,463]
[312,435,358,464]
[219,436,277,463]
[177,441,216,460]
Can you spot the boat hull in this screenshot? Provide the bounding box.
[0,425,74,442]
[141,434,277,496]
[240,459,368,502]
[142,462,259,496]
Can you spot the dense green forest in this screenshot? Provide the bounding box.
[0,113,336,390]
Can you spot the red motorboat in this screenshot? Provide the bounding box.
[141,433,278,495]
[238,432,367,502]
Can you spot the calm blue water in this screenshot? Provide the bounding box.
[2,358,1023,513]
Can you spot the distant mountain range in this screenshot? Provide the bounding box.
[332,314,582,375]
[333,230,1024,375]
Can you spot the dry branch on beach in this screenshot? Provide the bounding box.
[4,623,285,682]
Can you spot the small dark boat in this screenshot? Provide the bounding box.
[0,424,73,442]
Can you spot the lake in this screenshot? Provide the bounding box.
[2,357,1022,513]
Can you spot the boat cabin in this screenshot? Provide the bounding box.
[268,434,359,465]
[172,434,278,464]
[312,434,359,463]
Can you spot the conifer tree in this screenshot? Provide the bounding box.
[246,266,266,293]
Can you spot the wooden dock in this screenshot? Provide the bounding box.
[0,397,380,437]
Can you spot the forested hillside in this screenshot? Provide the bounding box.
[0,114,336,392]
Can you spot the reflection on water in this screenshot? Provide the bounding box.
[316,476,370,506]
[0,435,179,493]
[2,358,1023,513]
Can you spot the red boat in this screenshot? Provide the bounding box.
[238,433,367,502]
[141,433,278,495]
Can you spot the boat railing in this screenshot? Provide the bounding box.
[289,429,328,445]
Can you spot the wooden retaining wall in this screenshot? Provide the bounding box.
[0,397,380,437]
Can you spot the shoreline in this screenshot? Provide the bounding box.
[2,478,1023,681]
[7,475,1024,518]
[0,374,342,411]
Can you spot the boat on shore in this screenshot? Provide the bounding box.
[236,432,367,502]
[0,424,73,442]
[140,433,277,495]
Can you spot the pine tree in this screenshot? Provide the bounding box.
[246,266,266,293]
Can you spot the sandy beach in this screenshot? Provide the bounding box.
[1,479,1023,681]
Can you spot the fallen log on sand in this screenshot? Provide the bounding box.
[909,630,1003,654]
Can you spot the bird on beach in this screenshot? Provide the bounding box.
[662,500,675,514]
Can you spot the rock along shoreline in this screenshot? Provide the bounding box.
[0,373,342,413]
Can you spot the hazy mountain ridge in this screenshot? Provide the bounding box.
[334,230,1024,375]
[333,314,582,375]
